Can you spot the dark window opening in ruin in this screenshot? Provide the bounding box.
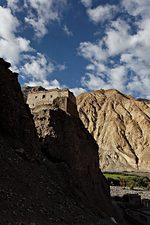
[42,95,45,99]
[33,104,34,107]
[35,96,37,99]
[50,95,53,98]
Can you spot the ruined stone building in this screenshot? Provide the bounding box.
[27,88,78,117]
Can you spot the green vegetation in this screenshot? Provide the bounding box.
[103,172,150,189]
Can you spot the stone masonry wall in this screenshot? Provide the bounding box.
[27,88,78,117]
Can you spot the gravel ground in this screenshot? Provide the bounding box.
[110,186,150,199]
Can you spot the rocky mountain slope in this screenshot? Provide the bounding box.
[0,59,119,225]
[77,89,150,172]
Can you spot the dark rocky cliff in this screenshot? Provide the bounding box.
[0,58,120,225]
[33,107,113,217]
[0,58,40,160]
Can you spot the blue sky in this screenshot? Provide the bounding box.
[0,0,150,97]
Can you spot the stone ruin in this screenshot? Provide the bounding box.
[27,88,79,117]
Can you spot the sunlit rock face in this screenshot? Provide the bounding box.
[77,89,150,172]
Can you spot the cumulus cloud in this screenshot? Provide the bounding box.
[0,6,32,64]
[81,1,117,23]
[81,74,106,91]
[104,19,134,55]
[24,0,67,38]
[6,0,67,38]
[80,0,92,8]
[70,87,86,96]
[0,2,67,85]
[21,53,55,80]
[7,0,23,11]
[78,2,150,98]
[21,53,65,82]
[25,79,66,90]
[109,66,128,91]
[25,78,85,96]
[87,4,117,23]
[122,0,150,18]
[78,41,108,62]
[0,6,18,39]
[81,65,128,93]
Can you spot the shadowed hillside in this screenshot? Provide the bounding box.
[0,58,120,225]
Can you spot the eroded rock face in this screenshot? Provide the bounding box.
[32,106,114,218]
[77,89,150,172]
[0,58,40,160]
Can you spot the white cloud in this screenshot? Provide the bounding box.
[81,65,128,93]
[70,87,86,96]
[21,52,66,82]
[21,53,55,80]
[25,79,66,90]
[25,78,85,96]
[78,2,150,98]
[104,19,134,55]
[0,6,32,64]
[7,0,23,11]
[57,64,66,71]
[0,3,67,91]
[81,1,118,24]
[6,0,67,38]
[78,41,108,62]
[0,6,19,40]
[24,0,67,38]
[63,25,73,36]
[17,37,32,52]
[109,66,127,91]
[87,4,117,23]
[80,0,92,8]
[127,75,150,98]
[25,78,86,97]
[122,0,150,18]
[81,73,107,91]
[0,38,32,65]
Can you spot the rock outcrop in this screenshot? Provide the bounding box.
[77,89,150,172]
[0,59,118,224]
[32,106,113,218]
[0,58,40,160]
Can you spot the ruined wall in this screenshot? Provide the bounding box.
[27,88,78,117]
